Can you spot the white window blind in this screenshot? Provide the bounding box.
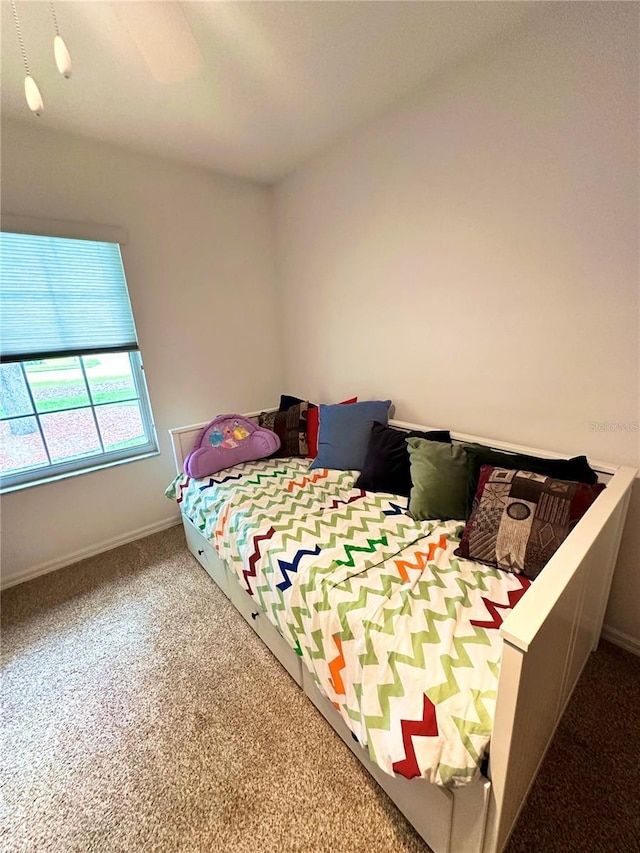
[0,232,138,363]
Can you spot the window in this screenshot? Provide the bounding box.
[0,227,157,491]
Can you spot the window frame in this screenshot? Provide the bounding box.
[0,351,159,493]
[0,215,158,493]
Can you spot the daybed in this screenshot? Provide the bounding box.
[167,408,635,853]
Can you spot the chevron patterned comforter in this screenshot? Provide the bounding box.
[166,458,530,787]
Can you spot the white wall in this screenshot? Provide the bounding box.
[274,3,640,645]
[1,121,282,585]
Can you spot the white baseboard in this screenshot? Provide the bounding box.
[601,624,640,656]
[0,515,182,591]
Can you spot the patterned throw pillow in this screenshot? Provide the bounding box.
[259,402,309,457]
[454,465,605,579]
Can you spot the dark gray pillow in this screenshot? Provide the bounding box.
[356,422,450,497]
[310,400,392,471]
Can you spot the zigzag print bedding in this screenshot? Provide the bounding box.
[166,458,530,787]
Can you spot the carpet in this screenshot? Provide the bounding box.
[2,526,639,852]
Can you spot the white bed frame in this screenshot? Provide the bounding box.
[169,413,635,853]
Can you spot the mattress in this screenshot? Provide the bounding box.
[167,457,530,787]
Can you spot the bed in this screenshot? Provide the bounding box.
[167,410,635,853]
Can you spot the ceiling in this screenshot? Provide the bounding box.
[1,1,541,183]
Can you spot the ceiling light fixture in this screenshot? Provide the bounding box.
[50,1,72,79]
[11,0,44,116]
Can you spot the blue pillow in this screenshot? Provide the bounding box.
[310,400,392,471]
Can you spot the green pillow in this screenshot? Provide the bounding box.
[406,438,470,521]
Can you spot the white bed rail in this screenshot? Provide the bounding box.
[483,463,634,852]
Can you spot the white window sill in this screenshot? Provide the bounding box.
[0,449,160,495]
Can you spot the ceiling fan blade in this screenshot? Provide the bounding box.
[113,1,204,84]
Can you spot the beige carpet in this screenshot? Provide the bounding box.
[2,526,639,852]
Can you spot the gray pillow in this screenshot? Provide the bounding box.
[309,400,391,471]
